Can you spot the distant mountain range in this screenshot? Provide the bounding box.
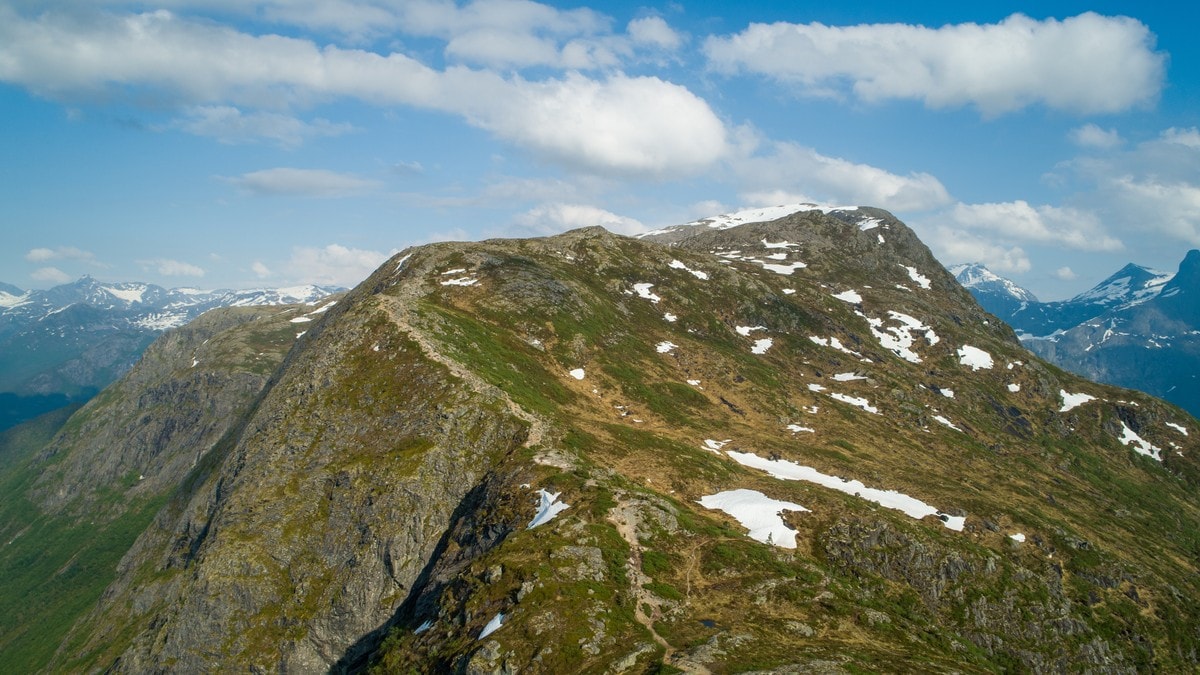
[952,252,1199,416]
[0,276,340,430]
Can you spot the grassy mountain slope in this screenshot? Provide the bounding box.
[6,209,1200,672]
[0,303,321,671]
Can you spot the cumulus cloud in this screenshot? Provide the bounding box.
[1108,177,1200,245]
[733,143,952,212]
[0,6,727,176]
[31,266,72,284]
[470,73,727,175]
[286,244,392,287]
[1055,266,1077,280]
[1056,127,1200,246]
[627,16,684,50]
[25,246,100,264]
[1069,124,1123,149]
[514,202,645,235]
[947,200,1122,251]
[223,168,381,197]
[928,228,1031,273]
[173,106,356,147]
[140,258,206,277]
[704,13,1165,115]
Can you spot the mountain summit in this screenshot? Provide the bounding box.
[3,210,1199,672]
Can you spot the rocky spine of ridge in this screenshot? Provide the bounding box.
[8,209,1199,673]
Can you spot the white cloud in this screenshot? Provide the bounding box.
[1162,127,1200,149]
[928,228,1031,273]
[25,246,99,263]
[1055,266,1077,280]
[1069,123,1123,149]
[734,143,952,212]
[286,244,392,287]
[947,200,1122,252]
[223,168,381,197]
[1055,127,1200,246]
[704,13,1165,115]
[251,261,272,278]
[1108,177,1200,245]
[470,73,728,175]
[173,106,355,147]
[31,266,72,284]
[140,258,206,277]
[0,7,727,176]
[627,16,683,50]
[514,203,645,236]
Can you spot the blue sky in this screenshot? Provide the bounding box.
[2,1,1199,300]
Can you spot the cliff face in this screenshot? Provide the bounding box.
[7,208,1200,673]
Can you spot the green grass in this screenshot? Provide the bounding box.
[0,433,166,671]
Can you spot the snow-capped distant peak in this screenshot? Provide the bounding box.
[949,263,1038,303]
[1069,263,1172,307]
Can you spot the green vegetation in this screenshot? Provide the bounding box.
[0,417,165,671]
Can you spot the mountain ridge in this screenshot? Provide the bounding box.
[3,210,1199,672]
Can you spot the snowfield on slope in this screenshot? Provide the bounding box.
[698,488,808,548]
[727,451,965,531]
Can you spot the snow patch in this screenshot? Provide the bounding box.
[633,283,661,303]
[1010,533,1026,543]
[751,338,773,354]
[762,238,798,249]
[1059,390,1096,412]
[1007,383,1021,393]
[832,372,867,382]
[528,489,570,528]
[440,277,478,286]
[727,451,964,531]
[902,265,931,289]
[957,345,994,371]
[1166,422,1188,436]
[866,311,939,364]
[290,316,312,323]
[760,261,807,275]
[787,424,815,433]
[933,415,963,432]
[807,383,827,392]
[1118,423,1162,461]
[736,325,766,336]
[832,289,862,304]
[782,288,796,295]
[569,368,586,380]
[830,392,879,414]
[939,388,955,398]
[669,259,709,280]
[478,613,505,640]
[663,312,677,322]
[656,341,678,354]
[102,285,146,303]
[698,489,807,548]
[703,439,731,454]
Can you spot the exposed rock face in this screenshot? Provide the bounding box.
[3,208,1198,673]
